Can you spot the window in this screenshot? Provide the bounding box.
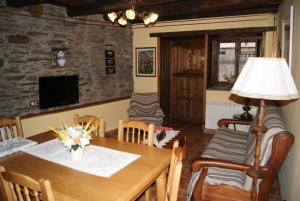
[209,37,260,90]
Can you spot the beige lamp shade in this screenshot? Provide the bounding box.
[125,9,136,20]
[118,17,127,26]
[231,57,299,100]
[107,12,118,22]
[148,12,158,23]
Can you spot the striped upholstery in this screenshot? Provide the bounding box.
[127,93,164,125]
[243,105,285,191]
[246,105,285,165]
[187,105,286,199]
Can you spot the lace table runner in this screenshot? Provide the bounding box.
[154,130,180,148]
[23,138,140,178]
[0,137,37,157]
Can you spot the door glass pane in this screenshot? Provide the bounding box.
[218,43,235,82]
[239,42,256,72]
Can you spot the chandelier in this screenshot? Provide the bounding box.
[107,0,158,26]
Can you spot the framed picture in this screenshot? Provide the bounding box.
[281,5,294,69]
[136,47,156,77]
[106,59,115,66]
[105,50,115,58]
[106,67,116,74]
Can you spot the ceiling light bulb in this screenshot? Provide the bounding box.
[148,12,158,23]
[125,9,136,20]
[143,16,151,25]
[107,12,118,22]
[118,17,127,26]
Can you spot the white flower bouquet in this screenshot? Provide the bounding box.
[50,119,95,152]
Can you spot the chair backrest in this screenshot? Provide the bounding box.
[0,116,23,142]
[165,140,183,201]
[73,114,106,138]
[0,166,55,201]
[118,120,155,146]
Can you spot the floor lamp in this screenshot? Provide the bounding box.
[231,57,299,201]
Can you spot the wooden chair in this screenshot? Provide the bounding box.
[0,166,55,201]
[118,120,155,146]
[0,116,23,142]
[118,120,154,200]
[165,140,183,201]
[73,114,106,138]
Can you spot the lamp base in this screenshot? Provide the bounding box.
[241,111,253,121]
[241,98,253,121]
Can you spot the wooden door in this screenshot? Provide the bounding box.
[160,36,207,126]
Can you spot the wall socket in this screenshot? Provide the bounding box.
[29,100,39,107]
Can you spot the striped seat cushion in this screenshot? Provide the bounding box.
[201,128,249,189]
[129,116,163,125]
[187,128,249,200]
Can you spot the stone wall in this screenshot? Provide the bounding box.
[0,5,133,117]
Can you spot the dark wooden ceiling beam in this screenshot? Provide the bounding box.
[6,0,50,7]
[156,5,279,22]
[6,0,282,22]
[66,0,184,17]
[66,0,123,17]
[139,0,281,18]
[150,26,276,38]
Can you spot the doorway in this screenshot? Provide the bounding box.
[159,36,208,126]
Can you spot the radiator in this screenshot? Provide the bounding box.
[205,101,257,131]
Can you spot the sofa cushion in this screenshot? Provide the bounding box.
[187,128,249,200]
[203,127,249,163]
[196,128,249,190]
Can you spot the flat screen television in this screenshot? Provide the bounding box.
[39,75,79,109]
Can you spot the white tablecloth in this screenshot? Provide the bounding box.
[23,138,140,178]
[0,137,37,157]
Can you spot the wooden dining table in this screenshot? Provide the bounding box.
[0,131,172,201]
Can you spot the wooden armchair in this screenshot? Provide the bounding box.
[189,117,294,201]
[0,116,23,142]
[73,114,106,138]
[0,166,55,201]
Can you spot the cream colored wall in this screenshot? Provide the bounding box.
[21,99,130,137]
[206,90,232,102]
[278,1,300,200]
[133,14,276,102]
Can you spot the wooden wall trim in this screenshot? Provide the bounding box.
[150,26,276,38]
[21,96,130,119]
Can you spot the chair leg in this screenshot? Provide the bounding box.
[145,188,151,201]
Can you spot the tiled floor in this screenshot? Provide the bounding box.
[109,123,281,201]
